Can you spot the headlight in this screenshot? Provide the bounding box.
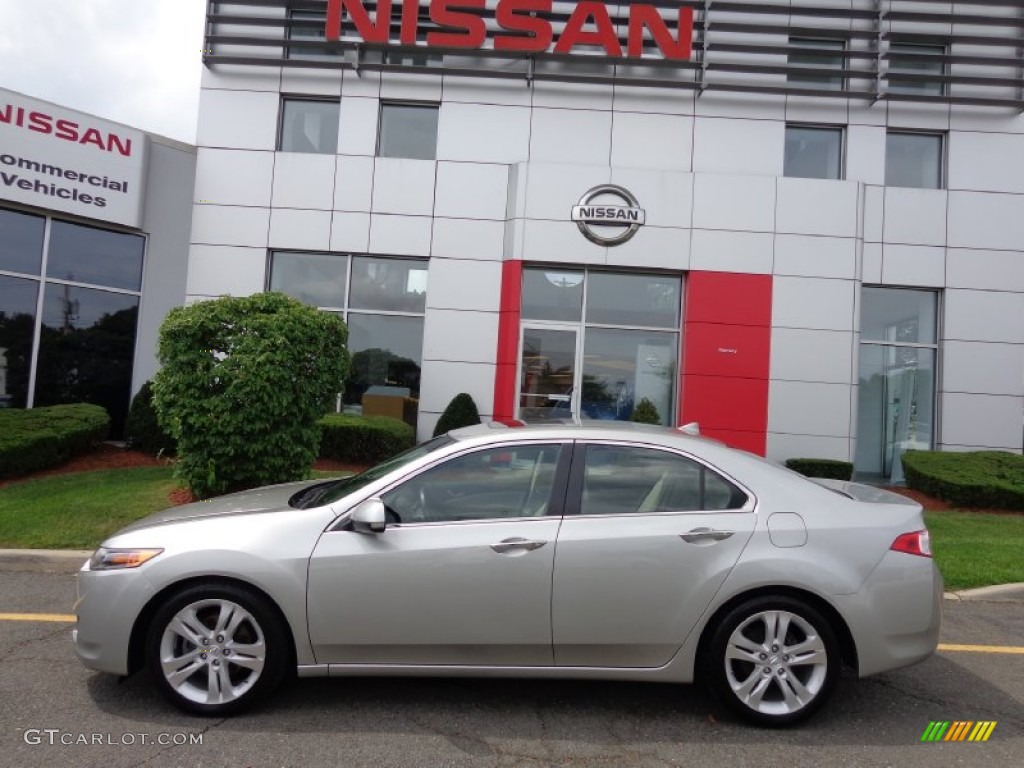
[88,547,163,570]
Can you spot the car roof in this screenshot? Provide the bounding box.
[448,420,721,446]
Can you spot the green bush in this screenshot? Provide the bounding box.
[631,397,662,425]
[785,458,854,481]
[902,450,1024,510]
[153,292,350,497]
[125,381,176,456]
[319,413,415,464]
[0,404,110,479]
[433,393,482,437]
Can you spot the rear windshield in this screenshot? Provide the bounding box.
[294,435,455,508]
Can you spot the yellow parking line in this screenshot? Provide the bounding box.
[939,643,1024,655]
[0,613,75,623]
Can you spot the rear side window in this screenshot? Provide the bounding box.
[579,444,748,515]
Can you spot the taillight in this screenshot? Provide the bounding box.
[890,530,932,558]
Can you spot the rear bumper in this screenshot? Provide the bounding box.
[835,551,943,677]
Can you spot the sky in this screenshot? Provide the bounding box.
[0,0,208,144]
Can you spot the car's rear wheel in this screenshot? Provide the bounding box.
[702,595,839,727]
[146,583,289,716]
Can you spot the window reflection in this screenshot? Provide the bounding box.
[0,275,39,408]
[34,285,139,435]
[0,208,45,275]
[378,103,439,160]
[586,272,681,328]
[349,257,427,312]
[344,313,424,408]
[860,288,937,343]
[279,99,340,154]
[581,328,677,425]
[47,221,144,291]
[269,252,348,308]
[521,269,584,322]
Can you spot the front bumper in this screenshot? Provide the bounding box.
[73,563,157,676]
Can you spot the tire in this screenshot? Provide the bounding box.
[146,582,291,716]
[701,595,840,727]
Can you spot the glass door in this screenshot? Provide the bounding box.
[518,326,579,421]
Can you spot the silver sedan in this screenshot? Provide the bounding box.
[73,421,942,726]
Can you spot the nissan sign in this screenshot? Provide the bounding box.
[571,185,646,246]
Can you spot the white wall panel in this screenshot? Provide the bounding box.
[425,259,502,313]
[861,243,882,284]
[380,72,442,102]
[770,328,854,384]
[766,432,852,463]
[186,245,266,297]
[268,209,332,251]
[441,75,533,107]
[190,204,269,248]
[946,248,1024,293]
[197,90,279,150]
[948,191,1024,251]
[436,103,531,164]
[692,118,784,177]
[846,125,886,185]
[434,163,509,220]
[333,156,375,213]
[337,97,379,156]
[880,244,945,287]
[944,289,1024,344]
[417,360,496,420]
[940,393,1023,450]
[692,174,776,232]
[193,149,275,208]
[431,218,506,261]
[368,214,432,256]
[524,164,610,221]
[280,68,342,97]
[775,179,859,238]
[612,86,695,116]
[271,153,336,209]
[948,132,1024,193]
[862,185,884,243]
[883,188,948,247]
[690,230,773,274]
[421,309,499,365]
[532,81,613,112]
[611,112,693,172]
[608,168,692,229]
[943,341,1024,397]
[371,158,436,216]
[530,109,613,166]
[773,276,856,332]
[768,381,852,437]
[519,220,607,265]
[329,212,371,253]
[774,235,856,280]
[605,226,691,271]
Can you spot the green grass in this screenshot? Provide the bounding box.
[925,511,1024,591]
[0,467,354,549]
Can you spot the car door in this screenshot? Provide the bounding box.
[552,441,757,668]
[307,441,570,666]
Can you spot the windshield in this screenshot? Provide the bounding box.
[302,435,456,508]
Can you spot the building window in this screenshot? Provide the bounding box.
[784,125,843,180]
[268,252,428,424]
[377,103,439,160]
[886,132,943,189]
[0,207,143,433]
[383,50,443,68]
[286,10,334,60]
[279,98,339,154]
[788,37,846,90]
[855,288,938,483]
[518,268,682,426]
[889,42,946,95]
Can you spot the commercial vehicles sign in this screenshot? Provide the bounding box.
[325,0,694,61]
[0,89,147,228]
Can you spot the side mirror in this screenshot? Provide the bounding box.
[351,498,387,534]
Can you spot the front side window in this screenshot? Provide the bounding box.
[889,42,946,95]
[886,132,943,189]
[378,103,439,160]
[279,98,340,154]
[381,444,564,524]
[784,125,843,180]
[579,445,747,516]
[788,37,846,89]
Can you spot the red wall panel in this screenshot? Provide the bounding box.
[493,261,523,419]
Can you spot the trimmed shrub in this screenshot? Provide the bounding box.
[153,292,350,497]
[631,397,661,425]
[433,393,482,437]
[319,414,415,464]
[785,458,854,481]
[0,404,110,479]
[902,450,1024,510]
[125,381,176,456]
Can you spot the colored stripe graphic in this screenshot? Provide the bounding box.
[945,721,972,741]
[969,722,997,742]
[922,720,997,742]
[921,721,950,741]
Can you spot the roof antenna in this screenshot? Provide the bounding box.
[677,422,700,436]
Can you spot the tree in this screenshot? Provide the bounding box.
[433,393,482,436]
[153,292,349,497]
[631,397,662,425]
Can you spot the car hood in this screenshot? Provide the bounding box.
[117,479,330,533]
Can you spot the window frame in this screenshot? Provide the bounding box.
[783,123,846,181]
[884,130,945,190]
[277,96,341,155]
[376,101,441,160]
[888,41,948,96]
[565,441,756,518]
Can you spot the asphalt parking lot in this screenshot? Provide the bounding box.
[0,561,1021,768]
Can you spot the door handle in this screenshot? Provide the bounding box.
[680,527,735,543]
[491,537,547,553]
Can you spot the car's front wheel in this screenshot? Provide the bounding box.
[702,595,840,726]
[146,583,290,716]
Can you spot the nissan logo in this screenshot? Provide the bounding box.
[570,184,646,246]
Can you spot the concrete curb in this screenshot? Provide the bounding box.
[944,583,1024,603]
